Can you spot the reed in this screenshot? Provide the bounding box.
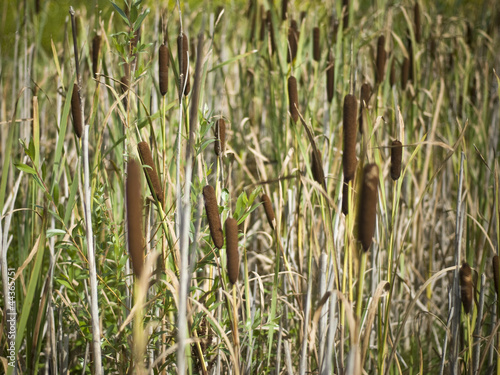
[70,83,83,138]
[376,35,386,84]
[137,142,163,205]
[401,57,410,90]
[359,83,371,134]
[343,94,357,182]
[225,218,239,284]
[126,159,144,279]
[92,35,101,77]
[326,53,335,103]
[159,43,169,96]
[214,118,226,156]
[313,27,320,62]
[390,140,403,181]
[178,32,190,96]
[414,2,421,43]
[203,185,224,249]
[493,255,499,295]
[288,75,299,122]
[460,262,473,314]
[261,194,276,230]
[358,163,379,251]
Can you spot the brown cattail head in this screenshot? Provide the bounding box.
[281,0,288,20]
[137,142,163,205]
[259,5,266,41]
[376,35,386,84]
[288,75,299,122]
[71,83,83,138]
[407,36,414,81]
[414,2,421,44]
[343,94,357,181]
[225,218,239,284]
[401,57,410,90]
[203,185,224,249]
[390,57,396,87]
[313,27,320,62]
[178,33,190,96]
[493,255,499,295]
[390,140,403,181]
[342,180,349,215]
[262,194,276,229]
[460,262,473,314]
[92,35,101,76]
[159,43,169,96]
[359,83,371,134]
[358,163,379,251]
[126,159,144,278]
[326,53,335,103]
[311,149,325,186]
[287,22,299,62]
[214,118,226,156]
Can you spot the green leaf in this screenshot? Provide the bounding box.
[133,9,149,32]
[15,163,37,175]
[47,229,67,238]
[110,2,130,26]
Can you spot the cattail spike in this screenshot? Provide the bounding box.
[203,186,224,249]
[178,33,190,96]
[311,149,325,186]
[493,255,499,295]
[359,83,371,134]
[225,218,239,284]
[414,2,421,43]
[390,57,396,87]
[159,43,169,96]
[390,140,403,180]
[288,75,299,122]
[126,159,144,278]
[92,35,101,77]
[214,118,226,156]
[137,142,163,205]
[358,164,379,251]
[326,53,335,103]
[313,27,320,62]
[376,35,386,84]
[460,262,473,314]
[70,83,83,138]
[287,22,299,62]
[262,194,276,229]
[342,180,349,216]
[343,94,357,181]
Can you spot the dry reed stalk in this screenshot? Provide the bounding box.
[225,218,239,284]
[414,2,421,43]
[358,163,379,251]
[288,75,299,122]
[493,255,499,295]
[311,149,325,186]
[343,94,357,182]
[159,43,169,96]
[359,83,371,134]
[178,32,190,96]
[313,27,320,62]
[126,159,144,278]
[92,35,101,77]
[390,140,403,181]
[326,53,334,103]
[71,83,83,138]
[376,35,386,84]
[261,194,276,229]
[460,262,473,314]
[203,185,224,249]
[214,118,226,156]
[137,142,163,205]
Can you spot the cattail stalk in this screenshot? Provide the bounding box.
[390,140,403,180]
[288,75,299,122]
[137,142,163,205]
[203,185,224,249]
[343,94,357,182]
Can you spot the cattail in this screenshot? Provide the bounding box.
[259,5,266,41]
[288,75,299,122]
[460,262,473,314]
[326,53,335,103]
[358,164,379,251]
[225,218,239,284]
[71,83,83,138]
[429,36,436,59]
[126,159,144,278]
[287,26,298,62]
[203,186,224,249]
[342,180,349,215]
[137,142,163,205]
[281,0,288,20]
[376,35,386,84]
[178,33,190,96]
[267,10,276,55]
[342,0,349,29]
[343,94,357,182]
[493,255,499,295]
[261,194,276,229]
[359,83,371,134]
[311,149,325,186]
[214,118,226,156]
[408,36,414,82]
[414,2,421,44]
[313,27,320,62]
[401,57,410,90]
[390,140,403,181]
[159,43,169,96]
[390,57,396,87]
[92,35,101,76]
